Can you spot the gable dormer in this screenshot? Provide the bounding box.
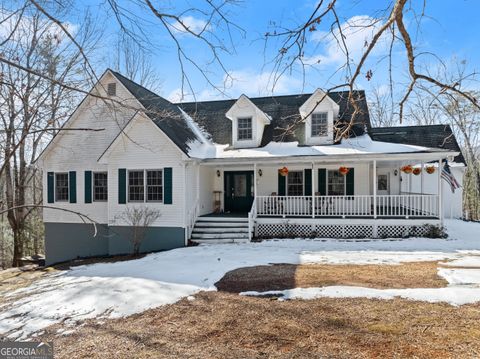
[226,94,271,148]
[300,89,340,145]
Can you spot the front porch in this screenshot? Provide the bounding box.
[188,151,452,241]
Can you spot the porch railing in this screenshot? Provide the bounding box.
[255,194,439,218]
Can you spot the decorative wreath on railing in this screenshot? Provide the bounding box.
[425,166,435,174]
[412,167,421,176]
[401,165,413,174]
[339,166,350,176]
[278,166,289,177]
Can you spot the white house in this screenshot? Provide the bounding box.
[37,70,465,265]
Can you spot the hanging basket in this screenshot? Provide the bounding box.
[401,165,413,174]
[412,167,421,176]
[278,166,289,177]
[425,166,435,174]
[339,166,350,176]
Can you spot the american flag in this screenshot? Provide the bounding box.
[441,161,460,193]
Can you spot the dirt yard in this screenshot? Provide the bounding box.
[34,261,480,359]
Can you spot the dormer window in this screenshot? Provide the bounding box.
[311,112,328,137]
[237,117,253,141]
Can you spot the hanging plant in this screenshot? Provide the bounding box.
[401,165,413,174]
[339,166,350,176]
[425,166,435,174]
[278,166,289,177]
[412,167,421,176]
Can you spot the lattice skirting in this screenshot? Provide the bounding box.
[256,223,436,239]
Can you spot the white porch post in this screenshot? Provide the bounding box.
[438,159,443,224]
[420,161,425,195]
[373,160,377,219]
[311,162,315,218]
[253,163,257,199]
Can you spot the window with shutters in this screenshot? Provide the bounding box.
[327,170,345,195]
[128,170,163,202]
[128,170,144,202]
[146,170,163,202]
[287,171,304,196]
[55,173,69,201]
[237,117,252,140]
[311,112,328,137]
[93,172,108,201]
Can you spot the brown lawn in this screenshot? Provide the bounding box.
[34,261,480,359]
[215,261,447,292]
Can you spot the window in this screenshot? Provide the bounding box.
[327,170,345,195]
[128,170,163,202]
[55,173,69,201]
[107,82,116,96]
[128,170,144,202]
[311,112,328,137]
[377,174,389,191]
[93,172,108,201]
[287,171,304,196]
[146,170,163,202]
[237,117,252,140]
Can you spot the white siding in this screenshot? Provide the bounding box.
[401,165,465,219]
[106,115,187,227]
[41,72,139,223]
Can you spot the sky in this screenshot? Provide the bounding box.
[62,0,480,103]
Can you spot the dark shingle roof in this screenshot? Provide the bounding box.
[370,125,465,164]
[111,70,199,155]
[176,91,371,146]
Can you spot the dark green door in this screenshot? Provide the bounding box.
[224,171,254,213]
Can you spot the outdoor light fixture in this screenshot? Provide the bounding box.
[216,170,221,177]
[258,169,263,177]
[394,169,398,176]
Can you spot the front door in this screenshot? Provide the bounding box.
[377,172,390,195]
[224,171,254,213]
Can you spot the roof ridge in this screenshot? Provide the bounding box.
[371,124,452,130]
[175,89,366,106]
[109,69,171,104]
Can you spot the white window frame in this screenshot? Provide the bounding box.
[311,112,328,137]
[146,169,163,203]
[128,169,145,202]
[55,172,69,202]
[93,172,108,202]
[326,169,346,196]
[287,171,304,196]
[127,169,164,203]
[237,117,253,141]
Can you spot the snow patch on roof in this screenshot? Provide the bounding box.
[188,134,433,160]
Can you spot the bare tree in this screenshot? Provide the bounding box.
[112,34,163,92]
[263,0,479,139]
[117,206,161,256]
[0,8,100,266]
[369,86,397,128]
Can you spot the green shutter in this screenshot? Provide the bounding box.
[318,168,326,195]
[47,172,54,203]
[118,168,126,204]
[84,171,92,203]
[69,171,77,203]
[304,169,312,196]
[346,168,355,196]
[278,172,286,196]
[164,167,172,204]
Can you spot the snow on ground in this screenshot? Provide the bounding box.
[0,219,479,339]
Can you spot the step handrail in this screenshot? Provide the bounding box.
[247,199,257,241]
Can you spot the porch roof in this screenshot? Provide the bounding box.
[190,134,458,164]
